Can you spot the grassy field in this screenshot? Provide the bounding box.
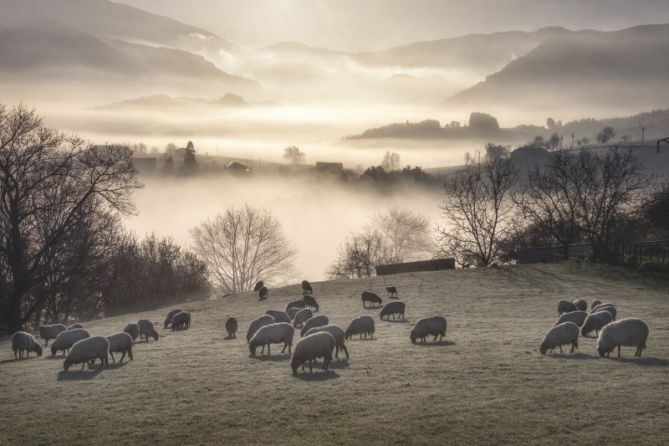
[1,262,668,445]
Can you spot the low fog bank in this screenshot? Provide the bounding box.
[125,174,444,281]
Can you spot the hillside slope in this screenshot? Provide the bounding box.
[1,263,668,445]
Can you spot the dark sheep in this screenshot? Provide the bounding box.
[361,291,383,308]
[286,300,307,312]
[163,309,183,329]
[573,299,588,312]
[258,286,269,301]
[558,300,578,314]
[301,280,313,295]
[171,311,191,330]
[254,281,265,292]
[380,301,405,321]
[385,286,399,298]
[225,317,238,339]
[302,295,319,312]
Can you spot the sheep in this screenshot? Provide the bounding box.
[410,316,447,344]
[265,310,291,324]
[302,295,319,312]
[286,300,307,312]
[385,286,399,298]
[67,323,84,330]
[597,318,649,358]
[301,280,313,295]
[51,328,90,356]
[557,299,578,314]
[345,315,375,340]
[254,280,264,292]
[591,299,602,310]
[63,336,109,372]
[539,322,580,355]
[380,301,406,321]
[11,332,43,359]
[123,323,139,342]
[573,299,588,312]
[291,331,336,374]
[292,308,313,329]
[171,311,191,331]
[225,317,238,339]
[555,310,588,327]
[300,315,329,337]
[361,291,383,308]
[106,332,133,363]
[286,307,302,320]
[305,325,349,360]
[137,319,159,342]
[249,322,295,356]
[38,324,66,346]
[581,311,613,337]
[590,304,617,320]
[246,315,276,342]
[163,309,183,329]
[258,286,269,301]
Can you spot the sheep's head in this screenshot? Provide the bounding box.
[249,340,258,356]
[152,333,159,341]
[539,342,548,355]
[63,358,72,372]
[410,329,418,344]
[33,343,43,357]
[51,344,58,356]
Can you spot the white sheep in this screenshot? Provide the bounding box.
[171,311,191,331]
[51,328,90,356]
[304,324,349,360]
[291,331,336,374]
[557,299,578,314]
[63,336,109,371]
[540,322,580,355]
[292,308,313,329]
[11,331,43,359]
[163,309,183,329]
[265,310,291,324]
[410,316,447,344]
[555,310,588,327]
[345,315,375,340]
[581,311,613,337]
[137,319,159,342]
[380,301,405,321]
[123,323,139,342]
[249,322,295,356]
[106,332,133,363]
[38,324,66,346]
[300,315,329,337]
[246,315,276,342]
[597,318,649,358]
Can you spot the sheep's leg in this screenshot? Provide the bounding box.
[617,345,621,358]
[120,351,126,363]
[110,352,116,363]
[570,343,575,353]
[433,334,438,342]
[559,345,563,354]
[267,344,271,356]
[343,345,349,360]
[335,346,339,359]
[309,360,313,373]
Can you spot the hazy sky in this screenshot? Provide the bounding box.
[117,0,669,50]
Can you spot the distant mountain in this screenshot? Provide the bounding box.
[99,94,250,111]
[446,24,669,109]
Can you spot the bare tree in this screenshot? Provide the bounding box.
[381,151,401,171]
[283,145,306,164]
[191,205,297,294]
[437,153,517,267]
[327,229,389,280]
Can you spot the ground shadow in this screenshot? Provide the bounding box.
[0,356,43,365]
[293,370,340,381]
[57,367,104,381]
[224,335,238,341]
[328,360,350,369]
[347,337,377,342]
[251,353,291,362]
[107,361,130,370]
[412,340,456,348]
[609,356,669,367]
[549,352,596,360]
[382,318,409,324]
[46,355,65,360]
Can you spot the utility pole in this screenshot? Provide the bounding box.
[641,126,646,146]
[571,133,574,149]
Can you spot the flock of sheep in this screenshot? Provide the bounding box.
[540,299,650,358]
[9,278,652,375]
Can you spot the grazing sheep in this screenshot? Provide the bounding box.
[573,299,588,312]
[410,316,447,344]
[555,310,588,327]
[137,319,159,342]
[345,315,375,340]
[225,317,238,338]
[11,332,43,359]
[265,310,291,324]
[123,323,139,342]
[63,336,109,372]
[301,280,313,295]
[581,311,613,337]
[246,315,276,342]
[163,309,183,329]
[380,301,406,321]
[254,281,264,292]
[540,322,580,355]
[51,328,90,356]
[258,286,269,301]
[558,299,578,314]
[300,315,329,337]
[171,311,191,331]
[304,325,349,360]
[291,332,336,374]
[385,286,399,298]
[302,295,319,312]
[38,324,66,346]
[292,308,313,329]
[591,304,617,320]
[249,323,295,356]
[591,300,602,310]
[361,291,383,308]
[106,332,133,363]
[286,307,302,320]
[286,300,307,312]
[597,318,650,358]
[67,323,84,330]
